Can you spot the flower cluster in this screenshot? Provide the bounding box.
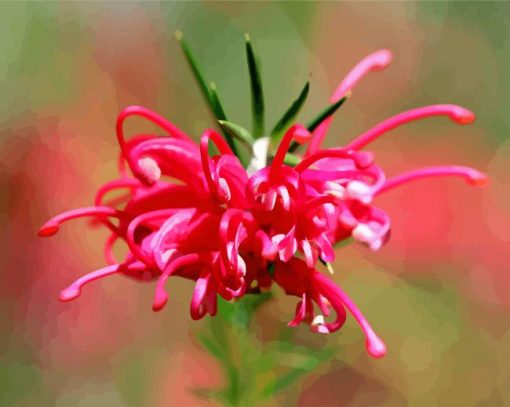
[39,48,487,358]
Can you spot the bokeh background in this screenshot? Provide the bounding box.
[1,1,509,406]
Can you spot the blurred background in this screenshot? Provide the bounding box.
[1,1,509,406]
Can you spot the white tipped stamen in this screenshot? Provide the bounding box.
[301,239,315,267]
[271,233,285,247]
[326,262,335,275]
[218,177,231,201]
[237,255,246,276]
[161,249,176,265]
[226,242,235,262]
[352,224,382,251]
[312,314,325,325]
[323,203,336,216]
[138,157,161,183]
[261,189,277,210]
[339,212,358,228]
[278,186,291,210]
[325,181,346,199]
[311,314,330,333]
[352,224,376,242]
[346,181,373,204]
[369,239,383,251]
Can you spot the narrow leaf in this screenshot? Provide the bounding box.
[306,95,348,132]
[197,333,225,361]
[209,82,244,159]
[262,357,319,397]
[176,33,235,151]
[209,82,227,121]
[245,33,265,138]
[283,153,300,167]
[176,31,212,108]
[263,347,335,398]
[271,81,309,142]
[218,120,255,147]
[288,96,348,153]
[217,120,255,168]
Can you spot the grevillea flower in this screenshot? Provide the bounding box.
[39,44,487,359]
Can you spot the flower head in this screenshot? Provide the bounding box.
[39,41,487,358]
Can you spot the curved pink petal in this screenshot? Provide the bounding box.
[346,104,475,151]
[376,165,488,195]
[307,49,393,155]
[152,253,203,311]
[59,261,145,302]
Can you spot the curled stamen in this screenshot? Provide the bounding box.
[315,272,386,358]
[271,125,311,176]
[277,186,291,211]
[289,293,314,327]
[220,210,246,270]
[94,179,141,207]
[39,206,125,237]
[219,209,253,244]
[295,149,371,173]
[137,157,161,183]
[200,129,234,199]
[346,104,475,151]
[126,209,179,267]
[190,272,217,320]
[116,106,192,173]
[376,165,488,195]
[104,233,119,265]
[302,195,336,213]
[352,224,381,250]
[332,49,393,101]
[150,213,194,269]
[302,169,371,182]
[301,240,317,268]
[346,181,374,204]
[128,137,204,187]
[116,106,191,147]
[307,49,392,155]
[59,261,145,302]
[117,134,156,178]
[152,253,202,311]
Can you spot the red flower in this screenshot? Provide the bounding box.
[39,49,487,358]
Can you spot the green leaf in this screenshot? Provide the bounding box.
[263,347,335,398]
[239,291,273,315]
[217,119,253,168]
[218,120,255,149]
[334,236,354,249]
[197,333,225,361]
[176,31,211,108]
[176,33,238,153]
[209,82,238,153]
[283,153,300,167]
[233,292,273,328]
[306,96,348,132]
[210,83,252,167]
[209,82,227,121]
[245,33,265,138]
[262,356,319,398]
[288,96,348,153]
[271,81,309,142]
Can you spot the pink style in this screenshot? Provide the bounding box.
[39,49,487,359]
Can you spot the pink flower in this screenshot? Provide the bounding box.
[39,48,487,358]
